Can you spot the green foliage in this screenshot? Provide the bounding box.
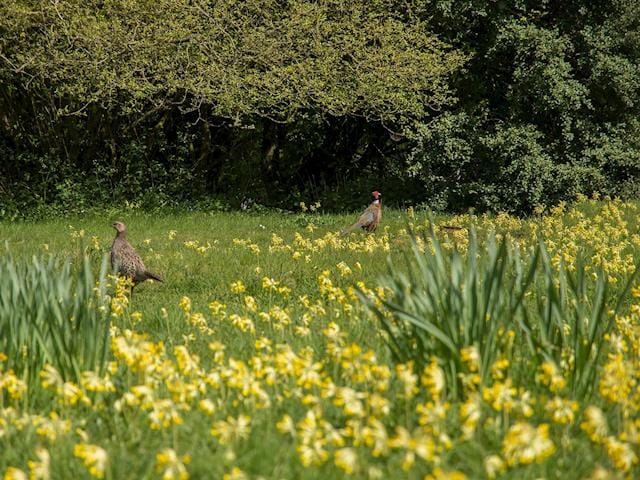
[366,228,638,400]
[0,205,639,478]
[0,0,464,122]
[402,0,640,212]
[521,245,638,398]
[0,0,639,214]
[479,124,556,213]
[363,229,535,399]
[0,252,110,389]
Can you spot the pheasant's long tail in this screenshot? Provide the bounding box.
[340,222,362,236]
[145,271,164,283]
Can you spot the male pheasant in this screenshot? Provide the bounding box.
[341,191,382,235]
[110,221,163,294]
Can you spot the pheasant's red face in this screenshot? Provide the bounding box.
[372,191,381,199]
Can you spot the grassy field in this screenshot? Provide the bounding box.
[1,199,640,479]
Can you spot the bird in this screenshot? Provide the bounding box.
[440,225,465,232]
[110,221,163,294]
[341,191,382,236]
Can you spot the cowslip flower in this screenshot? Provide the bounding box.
[262,277,278,290]
[28,448,50,480]
[336,262,352,277]
[0,370,27,400]
[545,396,578,425]
[425,468,468,480]
[605,436,638,472]
[156,448,191,480]
[223,467,247,480]
[581,405,608,443]
[211,415,251,445]
[460,394,481,440]
[460,346,479,372]
[421,357,445,399]
[35,412,72,442]
[536,362,566,392]
[502,423,555,466]
[230,281,246,294]
[3,468,27,480]
[276,414,295,435]
[149,400,183,429]
[396,362,419,399]
[80,371,115,393]
[334,448,357,475]
[73,443,108,479]
[484,455,505,479]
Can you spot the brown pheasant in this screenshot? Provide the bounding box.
[341,191,382,235]
[110,221,163,293]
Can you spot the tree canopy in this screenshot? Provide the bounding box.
[0,0,639,216]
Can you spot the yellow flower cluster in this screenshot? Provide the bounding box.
[0,357,26,400]
[5,198,640,478]
[73,443,108,478]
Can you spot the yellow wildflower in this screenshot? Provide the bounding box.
[581,406,608,443]
[156,448,191,480]
[396,362,419,399]
[179,296,192,313]
[460,346,479,372]
[545,396,578,425]
[334,448,357,475]
[211,415,252,445]
[73,443,108,479]
[80,371,115,393]
[482,379,517,412]
[276,414,295,435]
[262,277,278,290]
[460,394,481,440]
[502,422,555,466]
[3,468,27,480]
[230,281,246,294]
[28,448,50,480]
[336,261,352,277]
[223,467,247,480]
[605,436,637,471]
[484,455,505,479]
[537,362,567,392]
[425,468,467,480]
[198,399,216,416]
[421,357,445,399]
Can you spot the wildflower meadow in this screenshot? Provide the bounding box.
[2,197,640,479]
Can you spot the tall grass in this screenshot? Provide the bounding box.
[0,250,110,389]
[521,244,639,397]
[365,228,638,399]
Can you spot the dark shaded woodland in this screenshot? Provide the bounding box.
[1,0,639,217]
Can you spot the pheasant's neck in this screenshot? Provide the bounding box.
[373,199,380,205]
[116,232,127,239]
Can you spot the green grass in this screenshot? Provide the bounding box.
[1,202,639,479]
[2,211,406,351]
[0,210,414,479]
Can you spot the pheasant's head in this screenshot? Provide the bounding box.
[112,221,127,233]
[372,191,381,200]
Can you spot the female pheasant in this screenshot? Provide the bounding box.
[110,221,163,294]
[341,191,382,235]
